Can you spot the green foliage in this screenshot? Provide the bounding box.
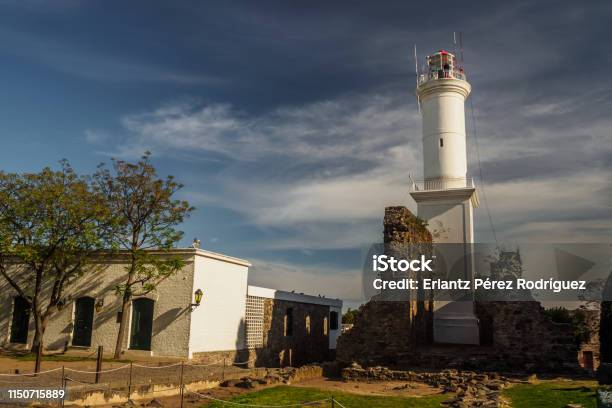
[204,385,447,408]
[93,152,193,357]
[545,307,591,346]
[93,152,194,297]
[0,161,110,306]
[0,161,112,349]
[503,381,598,408]
[342,308,360,325]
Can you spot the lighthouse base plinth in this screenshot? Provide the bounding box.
[434,314,480,345]
[433,300,479,345]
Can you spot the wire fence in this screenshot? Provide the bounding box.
[0,357,280,407]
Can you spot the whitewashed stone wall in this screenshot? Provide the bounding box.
[0,251,196,358]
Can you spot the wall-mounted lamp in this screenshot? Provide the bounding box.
[190,289,203,309]
[95,298,104,313]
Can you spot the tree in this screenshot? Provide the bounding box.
[342,308,360,325]
[0,162,110,372]
[93,152,193,359]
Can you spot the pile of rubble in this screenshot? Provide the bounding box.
[431,371,511,408]
[343,363,512,407]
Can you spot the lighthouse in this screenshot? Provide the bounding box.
[410,50,480,345]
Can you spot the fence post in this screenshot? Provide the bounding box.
[331,396,335,407]
[179,361,185,408]
[60,365,65,408]
[127,362,133,401]
[95,345,103,384]
[222,358,226,381]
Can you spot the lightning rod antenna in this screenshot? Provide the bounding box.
[459,31,465,69]
[414,44,421,113]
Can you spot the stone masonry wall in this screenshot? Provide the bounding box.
[259,298,331,367]
[336,206,585,373]
[475,301,579,372]
[576,309,600,370]
[194,298,333,368]
[0,253,195,358]
[336,206,433,365]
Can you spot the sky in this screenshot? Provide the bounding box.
[0,1,610,308]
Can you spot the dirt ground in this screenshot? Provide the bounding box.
[68,383,280,408]
[0,354,442,407]
[0,353,255,407]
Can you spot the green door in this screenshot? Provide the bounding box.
[72,297,95,347]
[129,298,154,350]
[10,296,30,344]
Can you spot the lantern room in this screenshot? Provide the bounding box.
[419,50,466,85]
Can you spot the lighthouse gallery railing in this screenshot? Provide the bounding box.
[410,177,474,191]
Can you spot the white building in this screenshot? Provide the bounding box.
[410,50,480,345]
[0,248,342,365]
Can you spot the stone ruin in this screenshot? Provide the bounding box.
[336,206,590,375]
[343,363,513,408]
[336,206,433,366]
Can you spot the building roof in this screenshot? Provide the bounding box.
[192,248,251,267]
[247,285,342,308]
[82,247,252,267]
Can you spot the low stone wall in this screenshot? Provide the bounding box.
[193,344,331,369]
[192,348,259,367]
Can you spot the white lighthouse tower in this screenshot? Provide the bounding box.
[410,50,480,345]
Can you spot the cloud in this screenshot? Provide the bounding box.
[249,258,364,303]
[97,95,424,249]
[91,79,611,249]
[82,0,611,250]
[476,170,612,242]
[115,95,421,164]
[84,129,111,144]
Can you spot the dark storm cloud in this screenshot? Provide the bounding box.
[3,0,608,249]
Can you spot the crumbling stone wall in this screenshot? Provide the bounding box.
[194,299,332,368]
[576,309,600,371]
[336,207,433,366]
[337,206,584,373]
[252,298,330,367]
[475,302,578,372]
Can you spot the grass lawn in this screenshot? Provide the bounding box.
[503,380,598,408]
[203,385,448,407]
